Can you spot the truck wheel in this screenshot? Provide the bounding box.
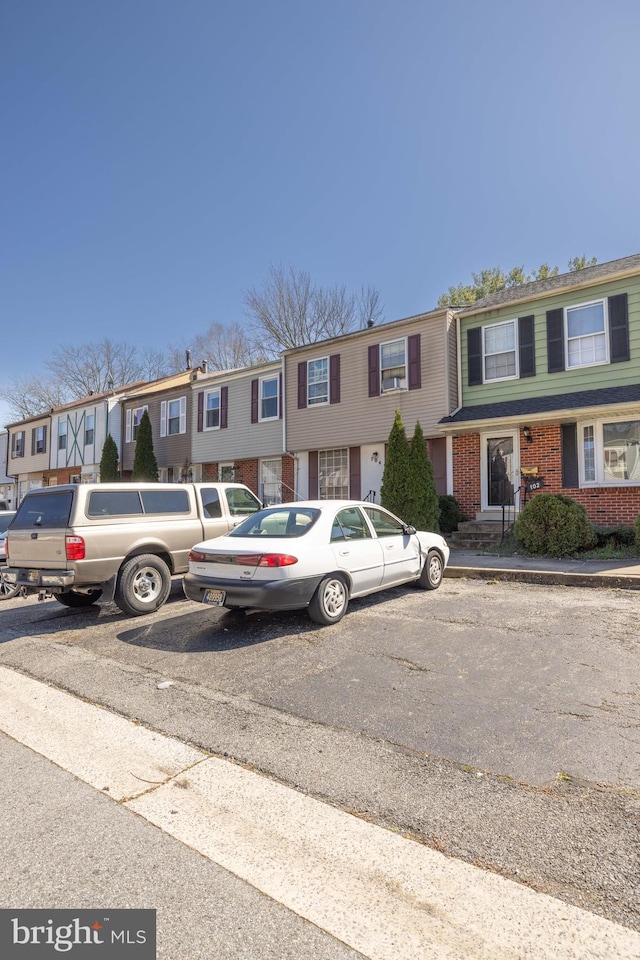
[308,574,349,625]
[115,554,171,616]
[55,589,103,607]
[0,573,20,600]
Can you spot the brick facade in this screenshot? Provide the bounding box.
[452,426,640,525]
[201,456,295,502]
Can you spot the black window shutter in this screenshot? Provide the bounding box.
[31,428,36,456]
[308,451,319,498]
[408,334,421,389]
[349,447,361,500]
[518,315,536,378]
[279,371,283,419]
[467,327,482,386]
[197,392,204,432]
[561,423,579,488]
[329,354,341,404]
[250,379,259,423]
[43,426,47,454]
[608,293,630,363]
[297,362,307,409]
[220,386,228,429]
[546,309,564,373]
[368,344,380,397]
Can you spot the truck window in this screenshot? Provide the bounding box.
[225,487,261,516]
[88,491,143,517]
[201,488,222,519]
[12,492,74,529]
[140,489,190,514]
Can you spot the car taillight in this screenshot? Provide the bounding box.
[4,537,8,560]
[257,554,298,567]
[189,549,208,562]
[66,536,85,561]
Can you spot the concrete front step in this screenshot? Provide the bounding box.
[448,535,503,550]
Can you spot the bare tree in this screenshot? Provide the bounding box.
[243,265,384,358]
[1,375,70,422]
[166,320,259,374]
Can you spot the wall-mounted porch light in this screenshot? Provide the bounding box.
[523,426,533,443]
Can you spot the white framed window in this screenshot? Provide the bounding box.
[34,425,47,454]
[260,376,279,420]
[380,338,407,392]
[319,448,348,499]
[160,397,186,437]
[84,414,95,446]
[566,299,608,369]
[260,459,282,504]
[308,358,328,406]
[219,463,235,481]
[483,320,517,381]
[58,421,67,451]
[205,390,220,430]
[580,418,640,485]
[130,406,148,442]
[13,431,25,458]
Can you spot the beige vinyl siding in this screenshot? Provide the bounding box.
[122,390,192,471]
[285,313,451,451]
[460,274,640,406]
[7,418,50,476]
[191,366,283,464]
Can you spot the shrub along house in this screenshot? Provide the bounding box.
[283,308,458,503]
[190,360,294,503]
[439,254,640,534]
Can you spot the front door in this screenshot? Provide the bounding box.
[482,434,518,511]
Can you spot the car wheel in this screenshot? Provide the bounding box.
[0,572,20,601]
[418,550,444,590]
[115,554,171,617]
[55,589,103,607]
[308,574,349,625]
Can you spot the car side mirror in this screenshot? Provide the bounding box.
[404,525,416,535]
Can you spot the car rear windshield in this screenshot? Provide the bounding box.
[87,489,191,517]
[230,507,320,538]
[12,492,74,529]
[0,514,15,535]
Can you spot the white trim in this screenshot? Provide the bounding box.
[480,430,519,513]
[564,298,609,370]
[126,409,132,444]
[578,414,640,486]
[259,374,280,422]
[307,356,329,407]
[380,336,408,394]
[160,401,167,438]
[204,389,221,431]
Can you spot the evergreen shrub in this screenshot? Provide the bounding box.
[514,493,596,557]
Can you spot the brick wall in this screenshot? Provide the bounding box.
[452,425,640,525]
[201,456,296,502]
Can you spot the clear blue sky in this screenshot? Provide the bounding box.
[3,0,640,426]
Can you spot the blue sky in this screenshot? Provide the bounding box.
[3,0,640,426]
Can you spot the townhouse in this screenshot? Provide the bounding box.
[0,432,17,508]
[120,371,197,481]
[439,254,640,526]
[6,412,51,502]
[283,308,458,502]
[190,360,293,503]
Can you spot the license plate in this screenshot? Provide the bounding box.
[203,588,226,606]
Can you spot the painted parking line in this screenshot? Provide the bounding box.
[0,665,638,960]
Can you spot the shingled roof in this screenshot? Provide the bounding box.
[439,383,640,426]
[458,254,640,314]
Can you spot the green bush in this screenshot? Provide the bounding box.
[438,495,467,534]
[593,524,635,549]
[514,494,596,557]
[635,515,640,553]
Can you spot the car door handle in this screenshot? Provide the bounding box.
[31,533,38,539]
[338,550,350,556]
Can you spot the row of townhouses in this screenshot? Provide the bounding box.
[3,254,640,529]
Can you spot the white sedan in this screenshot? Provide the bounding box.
[183,500,449,625]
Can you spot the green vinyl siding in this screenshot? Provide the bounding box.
[460,273,640,407]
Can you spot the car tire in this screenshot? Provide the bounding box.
[115,554,172,617]
[55,589,103,607]
[418,550,444,590]
[0,572,20,601]
[308,574,349,625]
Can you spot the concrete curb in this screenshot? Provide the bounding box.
[445,566,640,590]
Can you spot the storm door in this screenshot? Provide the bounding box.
[482,433,517,511]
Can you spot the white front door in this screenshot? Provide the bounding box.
[481,432,519,512]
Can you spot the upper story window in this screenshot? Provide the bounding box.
[58,421,67,451]
[308,358,328,406]
[84,414,95,446]
[132,406,147,441]
[566,300,607,368]
[260,376,279,420]
[34,425,47,454]
[205,390,220,429]
[12,430,25,458]
[380,338,407,392]
[483,320,517,381]
[161,396,186,437]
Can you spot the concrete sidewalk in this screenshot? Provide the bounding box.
[446,548,640,589]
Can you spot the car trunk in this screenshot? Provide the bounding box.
[6,490,75,569]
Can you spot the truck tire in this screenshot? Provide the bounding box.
[115,554,171,616]
[55,589,103,607]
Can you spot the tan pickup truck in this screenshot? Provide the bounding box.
[3,482,262,616]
